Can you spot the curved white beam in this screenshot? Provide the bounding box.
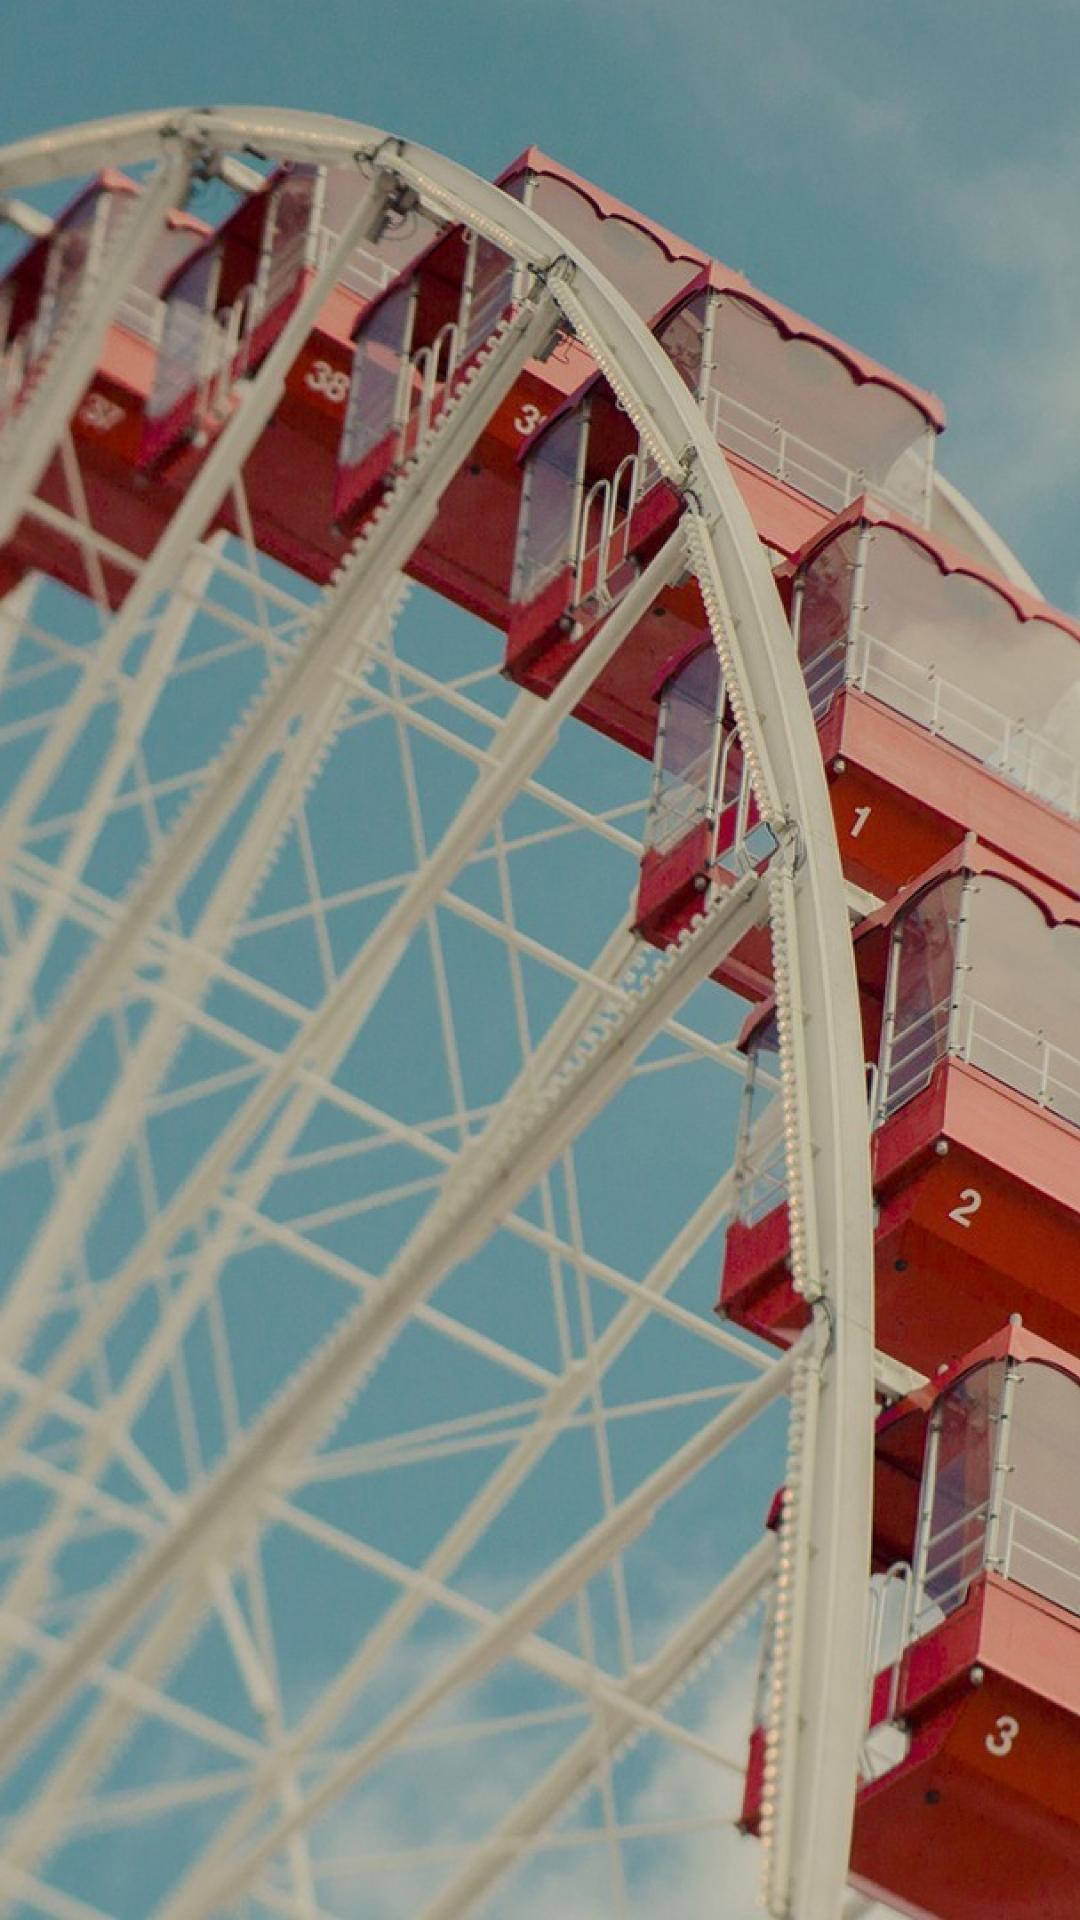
[0,165,388,1026]
[0,272,561,1164]
[0,110,876,1918]
[0,538,683,1525]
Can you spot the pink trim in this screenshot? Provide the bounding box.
[493,154,943,431]
[850,835,1079,943]
[159,163,293,301]
[495,149,708,274]
[882,1320,1080,1427]
[693,269,945,432]
[791,495,1080,644]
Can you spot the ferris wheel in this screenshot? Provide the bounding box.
[0,107,1074,1920]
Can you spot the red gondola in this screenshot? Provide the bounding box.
[720,842,1080,1371]
[744,1322,1080,1920]
[788,501,1080,899]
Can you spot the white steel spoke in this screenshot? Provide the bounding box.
[0,162,394,1082]
[153,1354,798,1920]
[0,859,769,1784]
[0,532,228,1054]
[0,541,684,1506]
[416,1535,775,1920]
[0,1126,752,1888]
[0,571,406,1369]
[0,109,887,1920]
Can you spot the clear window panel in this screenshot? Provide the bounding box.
[959,878,1080,1127]
[920,1362,1003,1623]
[880,876,962,1117]
[511,408,584,604]
[733,1019,785,1226]
[460,233,516,361]
[705,296,933,517]
[340,282,413,471]
[145,244,219,425]
[320,167,440,305]
[796,529,860,717]
[646,647,723,856]
[1003,1363,1080,1616]
[261,166,320,314]
[528,177,698,318]
[856,530,1080,818]
[656,292,708,400]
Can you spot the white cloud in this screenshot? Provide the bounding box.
[280,1623,903,1919]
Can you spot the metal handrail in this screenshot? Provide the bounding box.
[314,220,396,300]
[1000,1499,1080,1612]
[852,626,1080,820]
[572,451,648,609]
[960,996,1080,1126]
[704,383,931,522]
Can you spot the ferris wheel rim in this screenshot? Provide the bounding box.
[0,107,877,1920]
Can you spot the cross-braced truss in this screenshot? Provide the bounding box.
[0,111,882,1920]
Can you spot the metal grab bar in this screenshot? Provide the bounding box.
[1000,1500,1080,1612]
[703,382,932,523]
[196,282,263,433]
[848,626,1080,820]
[863,1562,915,1728]
[400,320,461,455]
[958,996,1080,1125]
[314,221,397,301]
[572,451,645,610]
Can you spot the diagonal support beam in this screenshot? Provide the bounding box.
[0,532,227,1057]
[0,158,398,1037]
[0,539,683,1546]
[417,1533,775,1920]
[152,1360,798,1920]
[0,282,562,1156]
[0,860,770,1788]
[0,574,405,1370]
[0,1100,753,1888]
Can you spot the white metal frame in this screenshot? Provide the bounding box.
[0,109,880,1920]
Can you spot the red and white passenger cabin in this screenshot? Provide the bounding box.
[789,500,1080,899]
[0,172,142,432]
[0,161,422,598]
[0,172,212,600]
[502,261,943,745]
[743,1320,1080,1920]
[720,839,1080,1373]
[139,161,329,469]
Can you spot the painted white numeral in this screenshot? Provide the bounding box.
[850,805,872,838]
[948,1187,982,1229]
[79,392,125,433]
[985,1714,1019,1757]
[304,359,349,405]
[513,401,543,436]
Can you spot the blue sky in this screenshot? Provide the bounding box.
[9,0,1080,606]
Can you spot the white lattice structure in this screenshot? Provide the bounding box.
[0,107,948,1920]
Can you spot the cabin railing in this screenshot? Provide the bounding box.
[703,382,932,522]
